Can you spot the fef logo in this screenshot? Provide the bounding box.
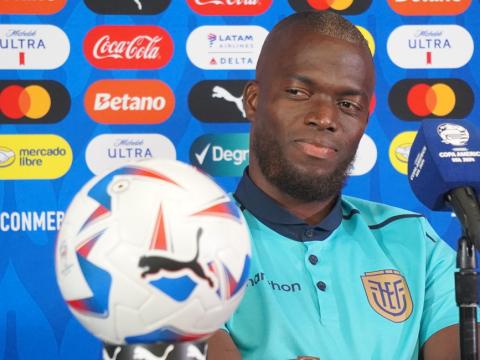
[187,0,272,15]
[0,0,66,14]
[186,26,268,70]
[388,0,471,16]
[0,80,70,124]
[389,131,417,175]
[387,25,473,69]
[0,25,69,69]
[84,80,174,124]
[83,26,173,70]
[84,0,171,14]
[389,79,473,121]
[190,134,249,176]
[0,135,72,179]
[288,0,371,14]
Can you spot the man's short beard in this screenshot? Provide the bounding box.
[251,127,354,202]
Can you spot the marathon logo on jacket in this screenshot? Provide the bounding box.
[387,0,471,16]
[387,25,473,69]
[85,134,176,175]
[0,210,64,232]
[288,0,372,15]
[84,0,171,14]
[84,79,174,124]
[83,26,173,69]
[0,0,66,14]
[186,26,268,70]
[0,25,69,69]
[187,0,272,16]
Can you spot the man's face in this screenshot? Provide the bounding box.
[245,29,375,202]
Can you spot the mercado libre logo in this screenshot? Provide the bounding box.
[0,135,72,179]
[84,0,171,14]
[389,131,417,175]
[387,0,471,16]
[0,81,70,124]
[83,26,173,70]
[84,79,174,124]
[0,0,66,14]
[389,79,473,121]
[187,0,272,16]
[288,0,371,14]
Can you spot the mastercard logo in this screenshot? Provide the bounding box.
[0,81,70,124]
[389,79,473,121]
[387,0,471,16]
[389,131,417,175]
[289,0,371,14]
[0,0,66,14]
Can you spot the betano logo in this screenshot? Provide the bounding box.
[389,79,473,120]
[387,25,473,69]
[389,131,417,175]
[187,0,272,15]
[84,80,174,124]
[0,134,72,179]
[388,0,471,16]
[288,0,371,14]
[0,0,66,14]
[190,133,249,176]
[0,80,70,124]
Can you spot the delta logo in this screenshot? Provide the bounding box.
[0,25,69,70]
[84,80,174,124]
[288,0,371,14]
[388,0,471,16]
[387,25,473,69]
[389,79,473,121]
[0,0,66,14]
[84,0,171,14]
[83,26,173,70]
[0,81,70,124]
[187,0,272,16]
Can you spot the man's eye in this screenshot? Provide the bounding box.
[286,88,308,97]
[339,101,360,110]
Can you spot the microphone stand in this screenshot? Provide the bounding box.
[446,187,480,360]
[102,340,207,360]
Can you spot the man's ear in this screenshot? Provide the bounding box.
[243,80,259,122]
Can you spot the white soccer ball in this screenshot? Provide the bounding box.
[55,159,251,344]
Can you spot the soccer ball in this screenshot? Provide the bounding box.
[55,159,251,345]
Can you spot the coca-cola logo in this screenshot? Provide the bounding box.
[187,0,272,15]
[83,26,173,69]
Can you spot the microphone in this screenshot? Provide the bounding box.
[407,119,480,247]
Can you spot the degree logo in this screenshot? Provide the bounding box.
[0,80,70,124]
[389,79,473,121]
[389,131,417,175]
[84,80,174,124]
[387,0,471,16]
[84,0,171,14]
[0,0,66,14]
[288,0,371,14]
[187,0,272,15]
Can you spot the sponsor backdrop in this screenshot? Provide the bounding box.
[0,0,479,358]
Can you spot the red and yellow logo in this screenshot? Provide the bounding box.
[0,0,66,14]
[307,0,356,10]
[388,0,471,15]
[406,83,456,117]
[0,85,51,119]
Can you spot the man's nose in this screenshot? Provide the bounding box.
[303,101,338,131]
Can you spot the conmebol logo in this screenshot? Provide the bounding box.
[387,25,473,69]
[187,0,272,15]
[387,0,471,16]
[0,0,66,14]
[83,26,173,70]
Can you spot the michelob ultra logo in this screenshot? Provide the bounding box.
[387,0,471,16]
[389,131,417,175]
[389,79,473,121]
[0,80,70,124]
[0,0,66,14]
[288,0,371,14]
[187,0,272,15]
[190,133,249,176]
[0,135,72,179]
[84,0,171,14]
[387,25,473,69]
[0,25,70,70]
[84,80,174,124]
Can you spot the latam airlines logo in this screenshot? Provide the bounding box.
[288,0,372,14]
[187,0,272,15]
[0,80,70,124]
[84,80,174,124]
[83,26,173,70]
[388,0,471,16]
[186,26,268,70]
[389,79,473,121]
[0,25,69,69]
[387,25,473,69]
[84,0,171,14]
[0,0,66,14]
[190,134,249,176]
[85,134,176,175]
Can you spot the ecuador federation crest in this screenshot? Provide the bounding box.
[361,269,413,323]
